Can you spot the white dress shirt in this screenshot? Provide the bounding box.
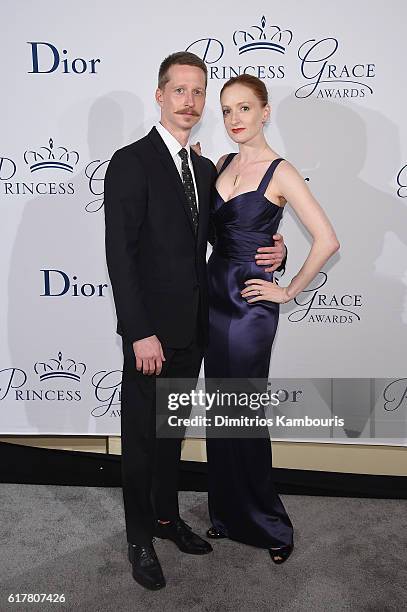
[155,121,199,208]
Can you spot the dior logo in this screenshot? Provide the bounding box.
[28,42,100,74]
[40,270,108,298]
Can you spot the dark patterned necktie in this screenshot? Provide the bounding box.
[178,148,199,233]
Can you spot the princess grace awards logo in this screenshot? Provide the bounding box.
[186,14,376,97]
[186,15,290,80]
[288,272,363,324]
[34,351,86,382]
[1,138,76,196]
[24,138,79,174]
[232,16,292,56]
[295,38,375,99]
[0,350,122,419]
[0,351,84,402]
[0,137,109,211]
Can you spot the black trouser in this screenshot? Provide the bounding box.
[120,333,204,545]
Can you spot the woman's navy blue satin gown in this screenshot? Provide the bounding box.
[205,153,294,549]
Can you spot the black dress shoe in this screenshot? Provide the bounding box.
[155,518,213,555]
[128,542,166,590]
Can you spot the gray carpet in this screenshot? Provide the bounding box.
[0,484,406,611]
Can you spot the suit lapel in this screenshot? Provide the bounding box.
[148,127,196,237]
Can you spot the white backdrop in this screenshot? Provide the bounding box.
[1,0,406,443]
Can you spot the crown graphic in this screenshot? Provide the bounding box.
[34,351,86,382]
[233,15,293,55]
[24,138,79,173]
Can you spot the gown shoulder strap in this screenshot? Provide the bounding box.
[258,158,285,195]
[217,152,237,176]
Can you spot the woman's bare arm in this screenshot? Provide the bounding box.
[276,161,339,300]
[241,161,339,304]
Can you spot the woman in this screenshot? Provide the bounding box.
[204,74,339,563]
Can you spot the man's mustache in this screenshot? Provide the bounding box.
[175,110,200,116]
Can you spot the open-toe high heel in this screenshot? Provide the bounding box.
[206,526,227,539]
[269,544,294,564]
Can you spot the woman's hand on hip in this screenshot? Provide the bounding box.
[241,278,290,304]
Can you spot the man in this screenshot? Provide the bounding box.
[104,51,286,590]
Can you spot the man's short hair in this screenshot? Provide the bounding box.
[158,52,208,89]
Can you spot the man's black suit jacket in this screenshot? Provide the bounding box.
[104,127,217,348]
